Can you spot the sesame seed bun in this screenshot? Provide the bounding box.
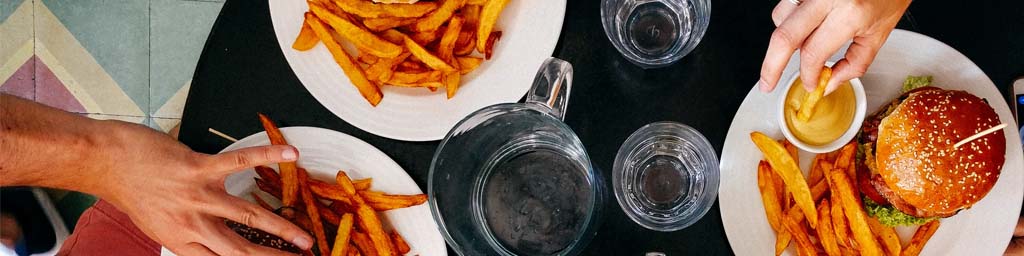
[875,88,1006,218]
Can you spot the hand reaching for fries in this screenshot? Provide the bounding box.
[0,94,313,256]
[1007,217,1024,255]
[758,0,911,95]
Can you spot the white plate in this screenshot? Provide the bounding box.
[269,0,567,141]
[162,127,446,256]
[719,29,1024,256]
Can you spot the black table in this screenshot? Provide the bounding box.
[179,0,1024,254]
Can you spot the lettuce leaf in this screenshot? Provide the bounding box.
[902,75,933,93]
[863,197,938,227]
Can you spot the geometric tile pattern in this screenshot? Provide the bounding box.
[0,0,224,132]
[1,0,224,232]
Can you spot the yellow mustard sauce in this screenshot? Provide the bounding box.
[784,79,856,145]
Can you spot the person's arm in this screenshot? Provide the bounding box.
[0,94,312,255]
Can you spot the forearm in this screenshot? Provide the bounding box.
[0,94,113,194]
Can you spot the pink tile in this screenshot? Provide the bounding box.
[35,58,86,113]
[1,56,35,100]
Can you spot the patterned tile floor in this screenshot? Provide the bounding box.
[1,0,225,230]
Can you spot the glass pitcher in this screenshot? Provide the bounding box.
[428,58,603,256]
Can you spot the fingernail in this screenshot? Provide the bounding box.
[281,148,298,161]
[758,78,771,92]
[292,236,312,249]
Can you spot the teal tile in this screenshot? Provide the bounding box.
[40,0,149,114]
[150,0,223,117]
[0,0,26,22]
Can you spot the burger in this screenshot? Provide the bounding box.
[856,76,1006,226]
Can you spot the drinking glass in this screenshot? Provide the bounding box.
[601,0,711,68]
[612,122,719,231]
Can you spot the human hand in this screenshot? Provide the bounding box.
[759,0,911,95]
[1007,216,1024,255]
[88,121,312,255]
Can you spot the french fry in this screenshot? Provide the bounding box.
[403,36,456,72]
[353,178,372,190]
[902,220,940,256]
[320,203,341,226]
[388,71,443,84]
[305,13,384,106]
[368,52,411,82]
[438,16,463,60]
[258,113,300,208]
[397,60,427,72]
[476,0,509,52]
[757,161,784,232]
[293,14,320,51]
[781,139,798,164]
[391,231,411,254]
[407,29,440,46]
[358,53,379,65]
[796,66,832,122]
[816,199,842,256]
[750,132,818,227]
[483,31,501,60]
[352,231,379,256]
[309,3,402,58]
[254,165,281,184]
[411,0,465,32]
[467,0,487,5]
[358,191,428,207]
[807,154,825,186]
[834,143,856,172]
[377,29,406,44]
[439,16,464,98]
[867,214,902,256]
[773,176,828,255]
[388,81,444,89]
[363,17,419,32]
[824,163,883,256]
[454,34,476,56]
[298,169,330,256]
[782,216,816,256]
[774,231,791,256]
[833,143,859,196]
[455,57,483,75]
[338,172,394,256]
[829,183,853,249]
[309,180,419,211]
[462,5,482,28]
[331,213,355,256]
[334,0,438,18]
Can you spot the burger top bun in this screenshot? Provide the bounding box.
[876,88,1006,218]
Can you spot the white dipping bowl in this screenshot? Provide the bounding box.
[776,69,867,153]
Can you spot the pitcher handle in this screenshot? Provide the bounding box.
[527,57,574,120]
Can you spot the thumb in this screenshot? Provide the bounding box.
[204,145,298,176]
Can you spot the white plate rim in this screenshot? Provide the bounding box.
[268,0,568,142]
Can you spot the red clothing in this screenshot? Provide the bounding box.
[57,200,159,256]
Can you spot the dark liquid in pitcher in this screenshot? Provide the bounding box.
[483,149,590,255]
[626,2,680,56]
